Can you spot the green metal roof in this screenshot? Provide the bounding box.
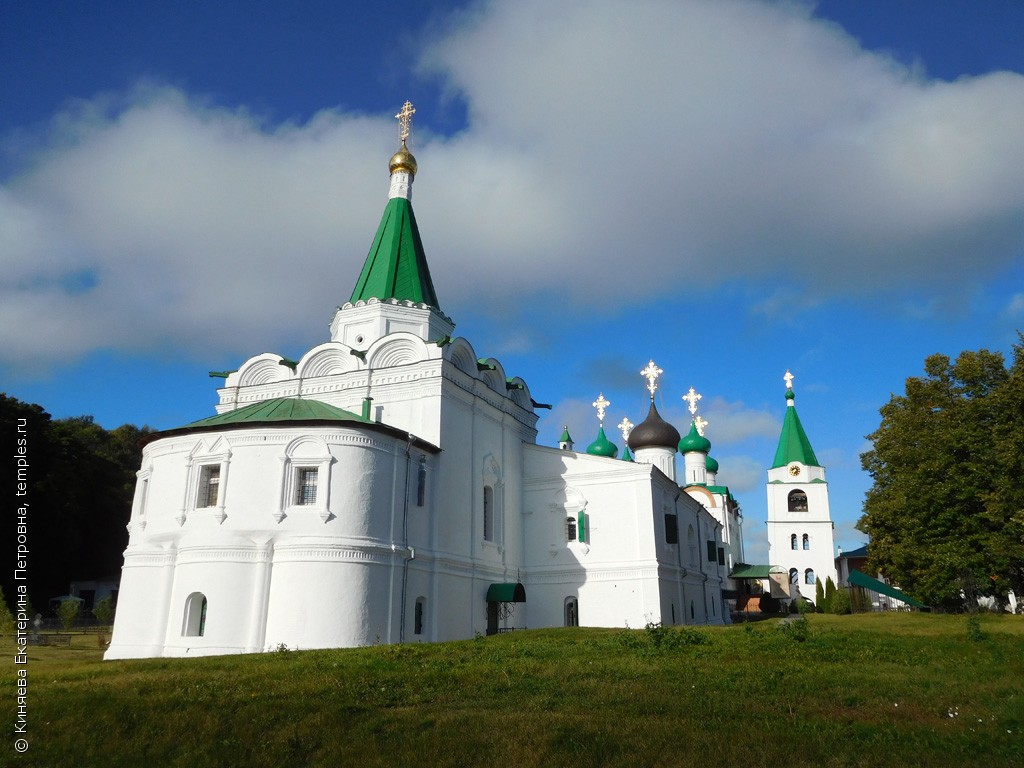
[349,197,440,307]
[730,565,783,579]
[771,392,820,468]
[679,421,711,454]
[185,397,372,428]
[847,569,925,608]
[486,583,526,602]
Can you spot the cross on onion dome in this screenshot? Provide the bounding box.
[592,393,611,425]
[617,417,634,442]
[682,386,702,415]
[395,100,416,143]
[640,360,663,398]
[694,414,709,437]
[784,369,794,390]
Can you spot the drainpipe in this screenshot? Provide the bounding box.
[398,433,415,642]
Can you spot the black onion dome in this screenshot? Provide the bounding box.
[627,401,681,452]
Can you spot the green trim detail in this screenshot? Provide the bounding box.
[730,565,784,579]
[349,197,440,307]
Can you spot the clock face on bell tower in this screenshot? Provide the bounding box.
[789,464,801,477]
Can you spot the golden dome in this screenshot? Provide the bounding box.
[389,141,418,175]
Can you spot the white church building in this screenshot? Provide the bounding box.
[106,104,747,659]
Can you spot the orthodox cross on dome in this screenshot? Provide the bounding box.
[694,414,709,437]
[593,393,611,425]
[617,417,634,442]
[640,360,663,398]
[784,369,794,390]
[395,100,415,143]
[682,386,702,415]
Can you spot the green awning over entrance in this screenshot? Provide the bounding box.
[848,569,925,608]
[486,583,526,602]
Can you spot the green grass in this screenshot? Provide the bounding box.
[3,613,1023,767]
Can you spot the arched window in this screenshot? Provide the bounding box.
[788,489,808,512]
[182,592,207,637]
[417,457,427,507]
[688,525,698,565]
[414,597,425,636]
[805,569,816,585]
[789,568,799,585]
[564,597,579,627]
[566,516,577,542]
[802,533,810,550]
[483,485,494,541]
[790,533,798,550]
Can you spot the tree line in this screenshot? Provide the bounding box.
[3,394,151,616]
[858,336,1024,609]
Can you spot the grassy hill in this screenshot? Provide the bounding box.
[4,613,1023,767]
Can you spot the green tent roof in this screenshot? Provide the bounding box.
[349,196,440,307]
[847,569,925,608]
[771,392,820,468]
[184,397,371,428]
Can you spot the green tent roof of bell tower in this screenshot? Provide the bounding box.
[349,196,440,308]
[771,390,820,468]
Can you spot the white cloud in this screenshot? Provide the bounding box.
[4,0,1024,369]
[701,396,779,444]
[714,454,764,493]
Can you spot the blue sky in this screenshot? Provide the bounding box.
[3,0,1023,563]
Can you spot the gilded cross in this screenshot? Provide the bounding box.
[682,386,702,415]
[395,100,416,143]
[592,393,611,424]
[617,417,634,442]
[640,360,663,397]
[783,370,794,390]
[694,414,709,437]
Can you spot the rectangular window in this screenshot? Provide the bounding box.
[295,468,318,505]
[664,514,678,544]
[197,465,220,508]
[717,546,725,566]
[417,460,426,506]
[706,540,717,563]
[483,486,494,541]
[566,516,577,542]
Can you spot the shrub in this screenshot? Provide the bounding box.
[57,599,81,631]
[824,577,837,613]
[796,598,815,615]
[0,587,14,635]
[831,589,852,615]
[93,596,116,628]
[777,616,810,642]
[966,615,986,642]
[815,580,825,612]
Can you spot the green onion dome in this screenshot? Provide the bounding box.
[586,426,618,457]
[678,422,711,454]
[706,454,719,473]
[627,401,681,452]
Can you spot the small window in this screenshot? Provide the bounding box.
[802,533,810,550]
[707,540,717,563]
[295,468,318,505]
[789,568,799,585]
[197,465,220,508]
[805,569,816,585]
[483,485,494,542]
[664,514,678,544]
[414,597,425,635]
[566,516,577,542]
[717,546,725,566]
[564,597,579,627]
[417,458,427,506]
[790,533,798,550]
[788,489,808,512]
[182,592,207,637]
